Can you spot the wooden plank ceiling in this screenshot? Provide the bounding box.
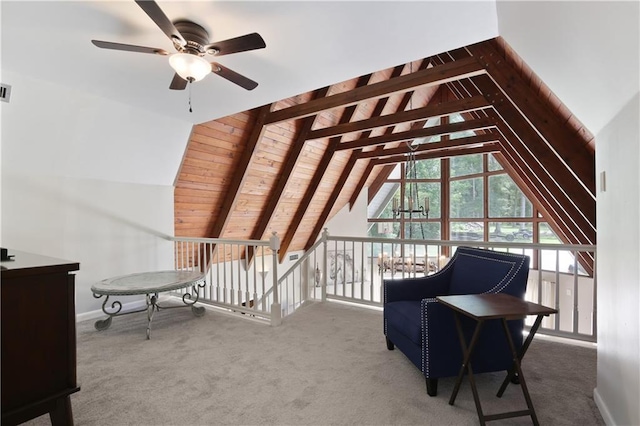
[174,37,595,263]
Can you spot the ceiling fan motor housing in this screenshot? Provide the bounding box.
[173,21,211,55]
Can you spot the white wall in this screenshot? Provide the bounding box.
[324,188,369,239]
[497,2,640,424]
[0,71,191,186]
[1,71,192,315]
[1,173,175,314]
[594,94,640,426]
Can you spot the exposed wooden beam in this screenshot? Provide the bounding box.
[491,149,589,255]
[495,138,588,245]
[246,86,331,265]
[307,95,490,141]
[360,85,451,204]
[357,133,499,159]
[473,74,596,228]
[435,51,595,234]
[264,57,486,125]
[370,143,500,165]
[336,117,496,151]
[305,150,359,250]
[496,127,594,244]
[198,105,272,269]
[345,61,425,210]
[352,160,375,207]
[205,104,272,239]
[499,141,596,273]
[496,126,595,244]
[468,41,595,195]
[435,68,596,244]
[278,75,373,262]
[367,164,396,204]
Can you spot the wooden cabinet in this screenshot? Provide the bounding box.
[1,250,80,426]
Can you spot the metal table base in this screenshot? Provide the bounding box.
[92,270,206,339]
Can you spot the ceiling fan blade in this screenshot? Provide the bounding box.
[91,40,169,55]
[134,0,186,47]
[169,73,188,90]
[211,62,258,90]
[204,33,266,57]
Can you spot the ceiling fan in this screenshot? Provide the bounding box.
[91,0,265,91]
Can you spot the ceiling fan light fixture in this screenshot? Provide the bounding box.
[169,53,211,82]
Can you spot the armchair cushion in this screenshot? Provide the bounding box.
[385,300,422,345]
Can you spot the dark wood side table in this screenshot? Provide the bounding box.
[437,293,557,426]
[1,250,81,426]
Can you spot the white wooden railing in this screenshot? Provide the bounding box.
[171,231,597,342]
[171,234,282,325]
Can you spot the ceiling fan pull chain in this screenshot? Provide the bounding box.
[188,81,193,113]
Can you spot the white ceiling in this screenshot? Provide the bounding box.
[1,1,499,125]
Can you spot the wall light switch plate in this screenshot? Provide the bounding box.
[599,171,606,192]
[0,83,11,103]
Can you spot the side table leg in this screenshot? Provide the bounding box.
[497,314,545,397]
[449,314,487,425]
[500,318,540,426]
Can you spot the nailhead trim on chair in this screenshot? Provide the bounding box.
[383,281,387,335]
[456,249,528,294]
[421,297,437,376]
[420,247,528,377]
[458,253,516,293]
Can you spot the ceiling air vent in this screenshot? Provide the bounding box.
[0,84,11,103]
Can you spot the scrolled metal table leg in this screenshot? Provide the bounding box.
[146,293,159,340]
[182,281,206,317]
[93,293,122,331]
[94,316,112,331]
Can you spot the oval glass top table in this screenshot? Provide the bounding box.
[92,270,206,339]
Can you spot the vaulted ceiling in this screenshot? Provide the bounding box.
[174,37,595,263]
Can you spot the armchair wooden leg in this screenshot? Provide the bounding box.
[426,378,438,396]
[385,337,395,350]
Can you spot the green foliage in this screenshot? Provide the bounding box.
[450,154,482,178]
[488,175,532,218]
[413,158,440,179]
[450,178,483,218]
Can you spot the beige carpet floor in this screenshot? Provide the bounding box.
[25,300,603,425]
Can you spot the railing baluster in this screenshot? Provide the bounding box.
[216,243,221,302]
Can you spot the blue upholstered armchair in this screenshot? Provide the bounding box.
[383,246,530,396]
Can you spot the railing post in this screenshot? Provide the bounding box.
[269,232,282,326]
[322,228,329,302]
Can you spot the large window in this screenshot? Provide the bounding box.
[364,116,588,276]
[368,152,542,244]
